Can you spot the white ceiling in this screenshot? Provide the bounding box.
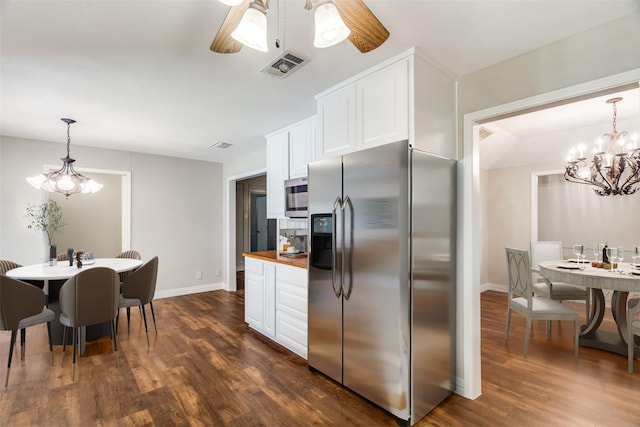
[1,0,639,164]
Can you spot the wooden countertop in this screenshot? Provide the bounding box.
[243,250,308,269]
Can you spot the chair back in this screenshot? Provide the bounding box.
[0,260,22,275]
[0,275,46,331]
[506,248,533,303]
[59,267,119,328]
[57,253,69,262]
[121,257,158,305]
[530,241,563,270]
[116,250,141,260]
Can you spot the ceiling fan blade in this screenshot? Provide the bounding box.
[333,0,389,53]
[210,0,252,54]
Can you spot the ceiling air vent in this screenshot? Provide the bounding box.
[479,126,494,141]
[260,50,309,78]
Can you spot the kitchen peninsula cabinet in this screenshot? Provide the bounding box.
[243,251,308,359]
[315,47,456,161]
[266,116,316,218]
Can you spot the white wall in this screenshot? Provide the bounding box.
[0,135,224,296]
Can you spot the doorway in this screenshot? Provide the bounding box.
[235,174,276,290]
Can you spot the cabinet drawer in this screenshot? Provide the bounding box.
[244,258,263,275]
[276,265,307,287]
[276,311,308,359]
[276,281,308,318]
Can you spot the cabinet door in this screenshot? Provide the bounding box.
[266,130,289,218]
[288,118,316,179]
[358,59,409,150]
[263,262,276,339]
[244,259,264,330]
[316,84,357,160]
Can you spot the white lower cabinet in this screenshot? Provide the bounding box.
[275,264,308,359]
[244,257,275,339]
[243,256,308,359]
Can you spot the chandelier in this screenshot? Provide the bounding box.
[564,97,640,196]
[27,118,103,198]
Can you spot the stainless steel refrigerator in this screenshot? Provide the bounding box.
[307,140,456,426]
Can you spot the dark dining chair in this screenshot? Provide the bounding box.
[59,267,120,381]
[0,260,22,275]
[115,250,142,283]
[117,256,158,345]
[0,275,55,387]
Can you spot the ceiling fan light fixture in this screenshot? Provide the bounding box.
[231,2,269,52]
[313,1,351,48]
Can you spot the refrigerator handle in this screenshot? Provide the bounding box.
[331,197,342,298]
[342,195,354,300]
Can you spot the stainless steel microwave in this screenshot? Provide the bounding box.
[284,177,308,218]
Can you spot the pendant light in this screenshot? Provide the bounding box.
[27,118,103,198]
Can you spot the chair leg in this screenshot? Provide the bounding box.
[20,328,26,360]
[141,305,150,346]
[545,321,550,340]
[116,308,120,334]
[5,330,18,387]
[574,320,579,357]
[61,326,68,367]
[72,328,77,381]
[46,322,54,366]
[150,301,157,334]
[629,330,635,374]
[524,318,531,355]
[111,320,119,367]
[127,307,131,333]
[505,308,511,340]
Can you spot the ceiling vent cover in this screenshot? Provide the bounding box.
[260,50,309,78]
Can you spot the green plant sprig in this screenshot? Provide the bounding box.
[26,200,67,246]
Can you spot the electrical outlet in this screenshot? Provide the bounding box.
[196,271,203,280]
[215,269,221,277]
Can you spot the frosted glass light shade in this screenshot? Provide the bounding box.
[231,6,268,52]
[218,0,243,5]
[313,1,350,48]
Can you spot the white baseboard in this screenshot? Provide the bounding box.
[155,282,225,299]
[480,283,507,293]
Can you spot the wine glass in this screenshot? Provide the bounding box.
[617,246,624,272]
[632,245,640,268]
[607,246,617,271]
[593,243,600,263]
[573,244,584,268]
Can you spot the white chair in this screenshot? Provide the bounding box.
[627,298,640,373]
[530,241,590,319]
[505,247,579,356]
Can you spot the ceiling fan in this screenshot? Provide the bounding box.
[210,0,389,54]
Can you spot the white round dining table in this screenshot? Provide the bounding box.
[6,257,142,283]
[539,260,640,357]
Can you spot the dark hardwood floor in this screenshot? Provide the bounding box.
[1,290,639,426]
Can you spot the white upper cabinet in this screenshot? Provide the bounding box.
[315,49,456,161]
[358,59,409,150]
[288,117,317,179]
[316,84,358,159]
[266,130,289,219]
[266,116,316,218]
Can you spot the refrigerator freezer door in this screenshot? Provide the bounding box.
[308,156,344,384]
[410,149,456,421]
[342,141,411,420]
